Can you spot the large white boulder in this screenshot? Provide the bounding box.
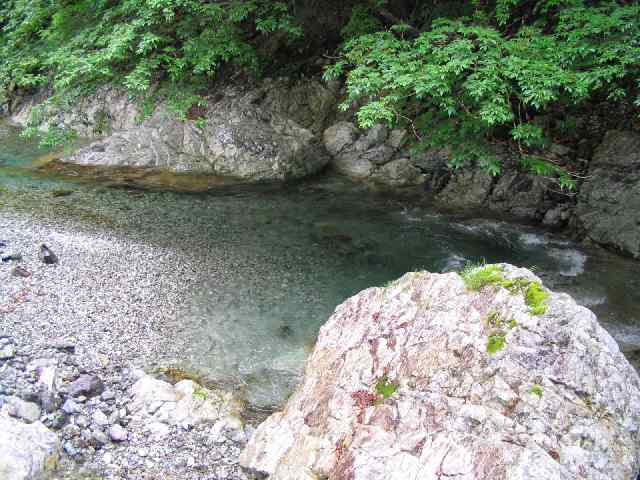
[241,264,640,480]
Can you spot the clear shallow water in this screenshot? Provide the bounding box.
[2,123,639,410]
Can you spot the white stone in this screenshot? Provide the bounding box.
[241,265,640,480]
[0,414,60,480]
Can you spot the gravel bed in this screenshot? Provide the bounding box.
[0,208,251,480]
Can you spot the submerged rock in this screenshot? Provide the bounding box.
[241,264,640,480]
[0,414,60,480]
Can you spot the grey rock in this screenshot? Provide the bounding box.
[130,375,242,426]
[67,374,104,398]
[90,428,109,447]
[75,415,90,428]
[45,411,68,430]
[577,130,640,258]
[387,129,407,149]
[362,124,388,149]
[241,265,640,480]
[371,158,426,187]
[5,397,42,423]
[108,424,128,442]
[436,169,494,209]
[61,399,80,415]
[488,170,550,221]
[92,410,109,426]
[360,145,395,166]
[101,390,116,401]
[39,244,58,265]
[550,143,571,157]
[56,86,329,183]
[543,204,572,230]
[0,415,60,480]
[323,121,360,157]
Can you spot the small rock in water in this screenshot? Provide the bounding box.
[2,253,22,262]
[11,266,31,278]
[40,244,58,265]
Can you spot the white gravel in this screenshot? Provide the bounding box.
[0,209,251,480]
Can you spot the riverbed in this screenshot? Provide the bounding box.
[2,122,639,413]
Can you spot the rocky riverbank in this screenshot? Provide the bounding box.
[0,211,252,480]
[8,77,640,260]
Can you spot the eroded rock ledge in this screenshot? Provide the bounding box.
[241,264,640,480]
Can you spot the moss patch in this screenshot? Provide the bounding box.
[375,376,398,399]
[530,384,544,397]
[487,333,507,354]
[461,264,550,316]
[461,263,504,291]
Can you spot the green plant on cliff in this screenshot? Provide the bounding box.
[325,0,640,190]
[0,0,302,119]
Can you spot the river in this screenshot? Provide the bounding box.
[2,122,638,412]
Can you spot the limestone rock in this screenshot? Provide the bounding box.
[323,122,360,158]
[67,374,104,398]
[129,375,243,428]
[577,130,640,259]
[13,84,330,183]
[241,265,640,480]
[4,397,41,424]
[436,169,494,209]
[371,158,425,187]
[0,414,60,480]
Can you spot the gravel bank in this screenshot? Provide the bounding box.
[0,208,250,480]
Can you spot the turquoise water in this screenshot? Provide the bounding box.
[2,123,639,410]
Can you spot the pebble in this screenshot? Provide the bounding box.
[0,344,15,360]
[61,399,81,414]
[75,415,90,428]
[0,210,252,479]
[40,244,58,264]
[68,374,104,398]
[92,410,109,426]
[109,424,128,442]
[11,266,31,278]
[101,390,116,401]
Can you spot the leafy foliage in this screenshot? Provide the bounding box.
[0,0,301,115]
[325,1,640,189]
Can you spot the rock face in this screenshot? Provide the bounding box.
[241,265,640,480]
[11,82,331,182]
[0,414,60,480]
[577,130,640,259]
[323,122,425,187]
